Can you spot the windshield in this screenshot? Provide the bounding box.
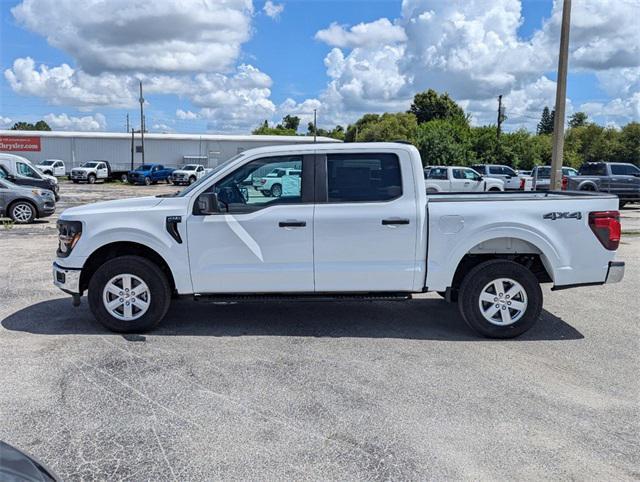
[82,162,100,168]
[182,164,198,170]
[40,160,56,166]
[176,154,244,197]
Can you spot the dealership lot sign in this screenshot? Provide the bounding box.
[0,136,41,151]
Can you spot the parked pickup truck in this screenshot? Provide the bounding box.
[171,164,207,186]
[36,159,66,177]
[531,165,578,191]
[471,164,530,191]
[128,164,175,185]
[565,162,640,208]
[425,166,504,192]
[52,143,625,339]
[70,160,110,184]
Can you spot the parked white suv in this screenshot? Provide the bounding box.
[425,166,504,192]
[171,164,206,185]
[36,159,66,177]
[52,143,624,339]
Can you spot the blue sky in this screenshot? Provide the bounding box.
[1,0,637,133]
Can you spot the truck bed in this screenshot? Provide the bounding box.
[425,190,619,202]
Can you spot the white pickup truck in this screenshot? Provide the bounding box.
[425,166,505,192]
[52,143,625,338]
[171,164,207,186]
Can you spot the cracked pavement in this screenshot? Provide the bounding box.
[1,182,639,480]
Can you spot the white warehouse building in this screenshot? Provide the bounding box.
[0,130,340,171]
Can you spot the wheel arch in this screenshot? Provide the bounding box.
[80,241,176,294]
[441,236,555,299]
[8,198,39,219]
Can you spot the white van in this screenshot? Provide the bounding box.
[0,153,60,200]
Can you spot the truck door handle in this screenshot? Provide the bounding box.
[382,219,410,225]
[278,221,306,228]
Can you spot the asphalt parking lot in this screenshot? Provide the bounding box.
[1,181,639,480]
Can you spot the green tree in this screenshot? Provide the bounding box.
[11,120,51,131]
[252,120,296,136]
[415,119,473,166]
[307,122,345,140]
[568,112,588,128]
[346,112,418,143]
[409,89,468,125]
[536,107,555,135]
[615,122,640,165]
[280,115,300,132]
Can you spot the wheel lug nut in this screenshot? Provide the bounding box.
[495,304,499,308]
[494,297,498,301]
[119,291,123,295]
[119,298,124,302]
[502,306,506,310]
[507,301,511,305]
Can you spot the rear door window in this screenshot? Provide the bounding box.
[427,167,448,180]
[580,164,607,176]
[326,153,402,203]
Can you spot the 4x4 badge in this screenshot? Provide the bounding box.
[543,212,582,220]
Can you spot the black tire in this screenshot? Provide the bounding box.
[488,187,501,192]
[458,259,542,339]
[72,180,79,184]
[88,174,96,184]
[619,201,627,209]
[120,173,129,182]
[260,190,271,197]
[144,176,151,186]
[189,176,196,185]
[271,183,282,197]
[166,177,172,184]
[580,184,596,191]
[9,201,36,223]
[88,256,171,333]
[43,170,52,176]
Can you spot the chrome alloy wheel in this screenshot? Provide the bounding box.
[478,278,528,326]
[102,274,151,321]
[12,203,34,223]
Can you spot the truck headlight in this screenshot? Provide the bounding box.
[57,220,82,257]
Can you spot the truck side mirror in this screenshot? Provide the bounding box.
[196,192,219,215]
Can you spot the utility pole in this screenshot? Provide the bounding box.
[130,128,135,171]
[496,95,503,139]
[550,0,571,191]
[139,81,145,163]
[126,113,129,133]
[313,109,317,143]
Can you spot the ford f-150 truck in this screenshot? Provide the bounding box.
[565,162,640,208]
[52,143,625,338]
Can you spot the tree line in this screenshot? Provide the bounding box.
[253,89,640,169]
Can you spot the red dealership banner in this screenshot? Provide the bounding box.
[0,136,41,151]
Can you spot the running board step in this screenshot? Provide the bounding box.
[193,292,412,303]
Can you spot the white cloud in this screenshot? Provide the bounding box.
[176,109,199,120]
[0,116,12,129]
[43,112,107,131]
[12,0,253,74]
[315,18,407,49]
[309,0,640,129]
[5,57,137,109]
[263,1,284,20]
[151,123,174,132]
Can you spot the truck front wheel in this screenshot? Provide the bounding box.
[88,174,96,184]
[458,260,542,339]
[88,255,171,333]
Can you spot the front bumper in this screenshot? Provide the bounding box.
[605,261,625,284]
[53,262,82,295]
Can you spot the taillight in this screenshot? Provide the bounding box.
[589,211,620,250]
[520,178,525,190]
[561,176,568,190]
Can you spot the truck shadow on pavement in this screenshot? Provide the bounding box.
[2,297,584,341]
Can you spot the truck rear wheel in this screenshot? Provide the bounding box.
[458,259,542,339]
[88,255,171,333]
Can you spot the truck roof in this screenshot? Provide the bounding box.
[236,142,419,158]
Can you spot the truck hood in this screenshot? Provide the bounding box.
[172,170,195,176]
[61,196,164,218]
[72,167,94,172]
